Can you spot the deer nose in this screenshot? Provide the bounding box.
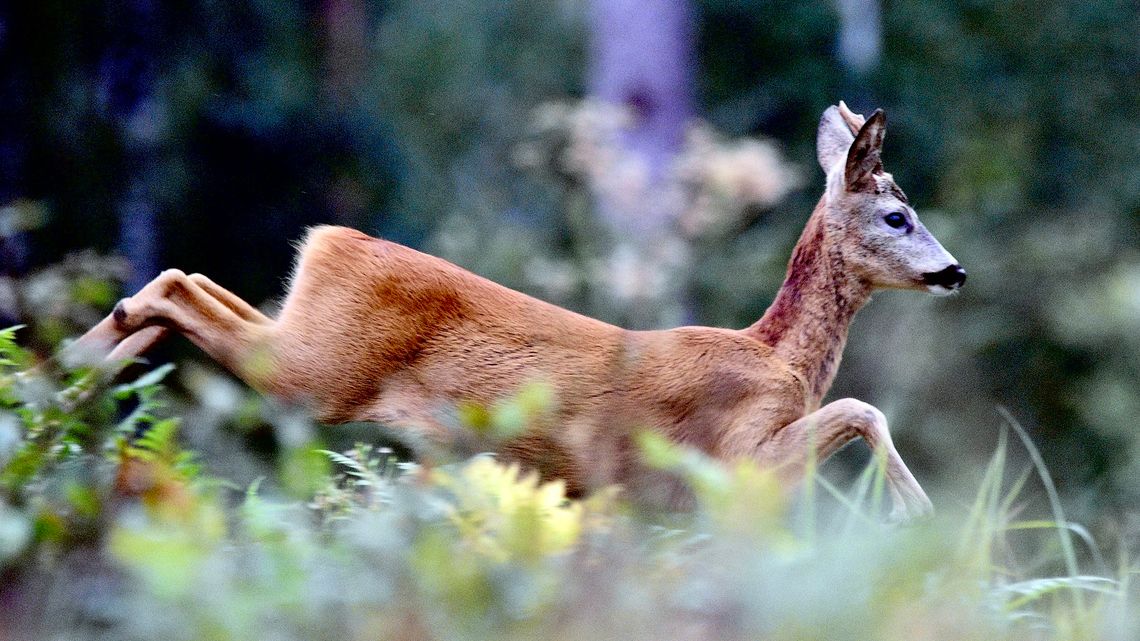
[922,264,967,290]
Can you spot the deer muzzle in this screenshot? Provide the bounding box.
[922,264,967,292]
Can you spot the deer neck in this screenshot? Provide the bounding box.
[745,199,872,405]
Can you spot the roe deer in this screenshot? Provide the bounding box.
[74,102,964,520]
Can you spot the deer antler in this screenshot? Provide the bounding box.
[837,100,866,135]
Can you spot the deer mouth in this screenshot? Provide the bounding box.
[922,264,967,295]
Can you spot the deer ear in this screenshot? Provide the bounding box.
[844,108,886,191]
[817,105,856,174]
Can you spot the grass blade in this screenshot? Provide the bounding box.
[999,406,1085,612]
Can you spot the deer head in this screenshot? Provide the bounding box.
[815,102,965,295]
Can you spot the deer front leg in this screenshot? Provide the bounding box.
[756,398,933,522]
[73,269,275,387]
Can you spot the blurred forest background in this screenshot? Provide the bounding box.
[0,0,1137,527]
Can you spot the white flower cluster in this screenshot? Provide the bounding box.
[511,99,801,325]
[516,99,802,239]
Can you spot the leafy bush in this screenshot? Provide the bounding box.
[0,327,1133,640]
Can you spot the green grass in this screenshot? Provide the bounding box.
[0,326,1135,641]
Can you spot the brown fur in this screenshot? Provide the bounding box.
[73,104,963,520]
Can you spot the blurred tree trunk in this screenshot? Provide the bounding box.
[0,2,28,271]
[320,0,371,229]
[322,0,368,107]
[587,0,695,236]
[118,182,159,295]
[103,1,162,294]
[834,0,882,105]
[0,3,29,325]
[586,0,696,328]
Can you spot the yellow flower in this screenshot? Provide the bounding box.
[434,456,584,562]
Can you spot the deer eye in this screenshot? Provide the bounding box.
[883,212,908,230]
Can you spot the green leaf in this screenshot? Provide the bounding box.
[112,363,177,400]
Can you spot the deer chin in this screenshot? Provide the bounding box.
[924,283,960,296]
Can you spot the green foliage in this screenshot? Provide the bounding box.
[1,344,1136,640]
[0,329,195,556]
[458,380,556,441]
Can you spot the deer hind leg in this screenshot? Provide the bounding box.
[87,273,274,363]
[186,273,272,326]
[74,269,276,388]
[757,398,933,522]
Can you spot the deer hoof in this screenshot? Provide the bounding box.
[887,496,935,525]
[112,299,130,327]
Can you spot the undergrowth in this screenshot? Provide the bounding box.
[0,326,1135,640]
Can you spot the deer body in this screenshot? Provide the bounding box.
[74,103,965,519]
